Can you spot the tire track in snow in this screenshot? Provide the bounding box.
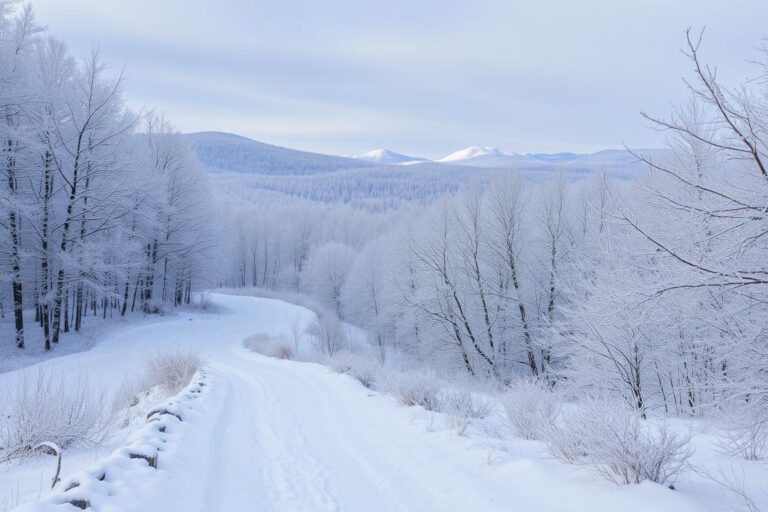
[203,361,341,511]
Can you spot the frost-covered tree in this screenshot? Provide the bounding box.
[0,2,220,351]
[303,242,357,317]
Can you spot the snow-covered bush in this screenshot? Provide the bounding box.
[110,349,204,427]
[717,402,768,461]
[441,388,495,420]
[307,313,347,356]
[111,373,145,412]
[544,398,693,486]
[111,374,154,429]
[501,379,559,440]
[0,369,110,462]
[302,242,358,316]
[324,350,381,389]
[190,292,220,313]
[243,333,295,360]
[384,369,443,411]
[144,349,204,394]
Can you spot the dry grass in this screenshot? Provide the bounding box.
[324,350,382,389]
[144,349,204,394]
[110,348,204,427]
[500,379,560,441]
[243,333,295,360]
[543,398,693,486]
[0,369,110,462]
[383,369,443,411]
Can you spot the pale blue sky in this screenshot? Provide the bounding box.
[31,0,768,158]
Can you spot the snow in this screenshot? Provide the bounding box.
[434,145,657,172]
[3,293,760,511]
[355,149,427,165]
[191,133,658,208]
[439,146,511,162]
[0,310,177,375]
[185,131,376,176]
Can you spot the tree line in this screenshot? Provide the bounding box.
[224,30,768,421]
[1,3,218,351]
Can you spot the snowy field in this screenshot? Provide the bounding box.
[1,293,762,512]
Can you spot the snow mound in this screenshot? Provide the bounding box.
[17,370,212,512]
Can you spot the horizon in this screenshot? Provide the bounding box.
[184,129,657,161]
[30,0,768,159]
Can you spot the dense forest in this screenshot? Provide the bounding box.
[0,3,218,351]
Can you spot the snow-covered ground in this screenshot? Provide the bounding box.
[1,294,760,511]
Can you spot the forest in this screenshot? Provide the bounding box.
[0,3,219,352]
[221,30,768,421]
[2,1,768,510]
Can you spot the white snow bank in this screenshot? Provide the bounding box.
[15,370,211,511]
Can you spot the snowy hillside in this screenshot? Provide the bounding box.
[437,145,654,172]
[187,133,654,208]
[188,133,654,179]
[185,132,376,175]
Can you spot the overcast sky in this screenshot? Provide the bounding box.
[30,0,768,158]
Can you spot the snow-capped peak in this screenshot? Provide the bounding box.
[355,149,426,165]
[438,146,511,162]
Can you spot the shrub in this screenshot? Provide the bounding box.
[307,313,347,356]
[110,349,203,428]
[384,369,443,411]
[243,333,294,360]
[191,292,219,313]
[544,398,693,486]
[717,402,768,461]
[324,351,381,389]
[501,379,560,440]
[441,388,495,420]
[144,349,204,395]
[0,369,110,462]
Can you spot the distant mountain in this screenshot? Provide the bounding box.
[438,146,579,167]
[567,149,648,169]
[184,132,374,176]
[437,145,656,174]
[439,146,511,162]
[189,132,661,209]
[186,132,659,209]
[527,152,582,163]
[355,149,428,165]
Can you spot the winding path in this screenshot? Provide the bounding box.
[6,294,703,512]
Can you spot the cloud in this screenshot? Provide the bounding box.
[30,0,768,157]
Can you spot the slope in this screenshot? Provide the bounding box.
[185,132,376,176]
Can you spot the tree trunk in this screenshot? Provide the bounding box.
[503,239,538,377]
[131,274,141,312]
[51,132,85,344]
[6,138,25,349]
[121,277,130,316]
[63,286,70,334]
[41,151,53,350]
[74,282,83,332]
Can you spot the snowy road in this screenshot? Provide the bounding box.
[147,294,528,512]
[6,293,703,512]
